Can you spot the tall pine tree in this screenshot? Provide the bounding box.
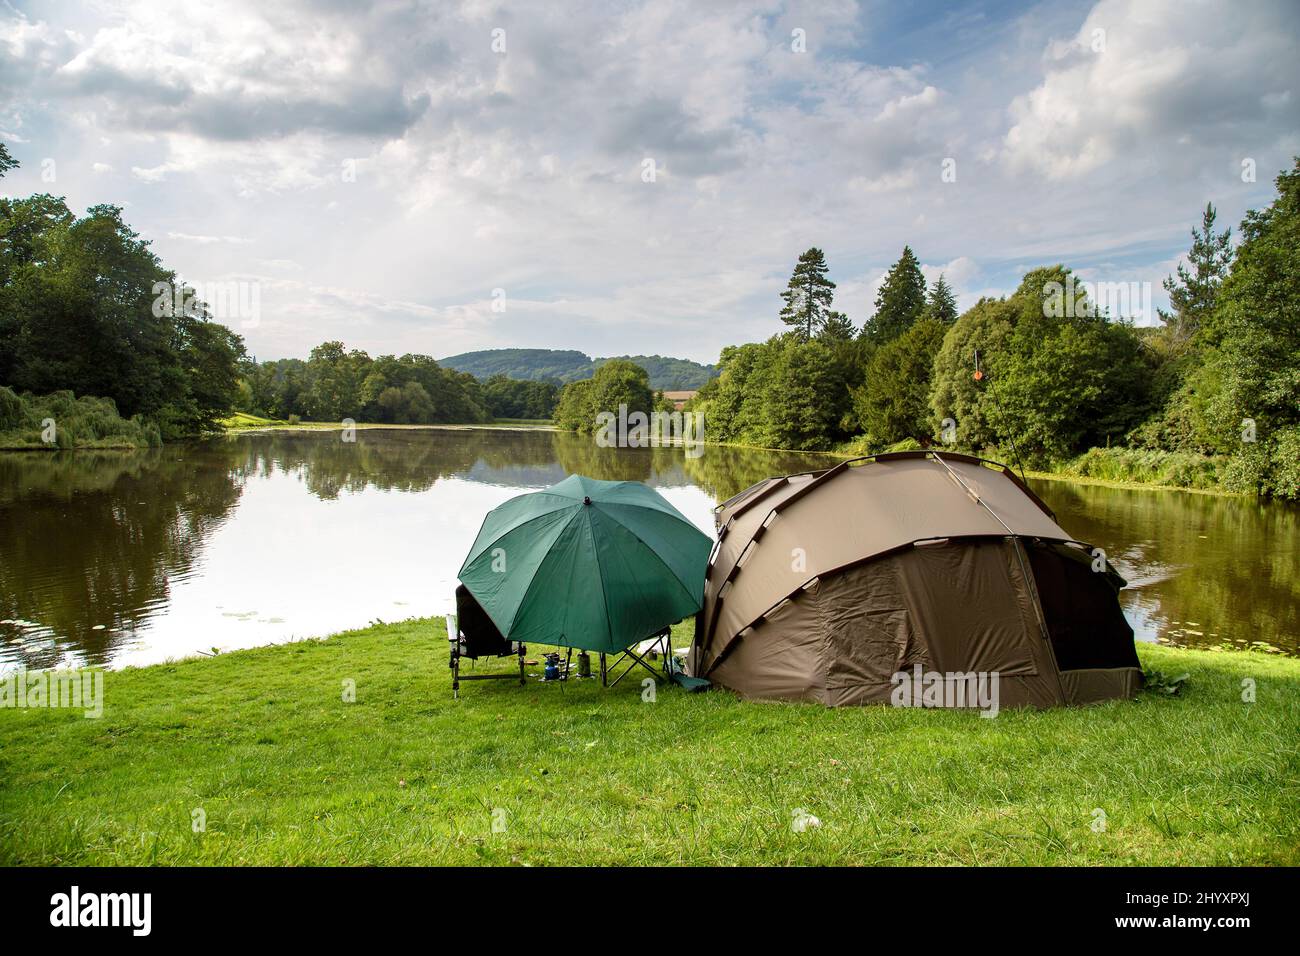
[921,273,958,324]
[779,247,836,340]
[861,245,926,344]
[1160,203,1232,343]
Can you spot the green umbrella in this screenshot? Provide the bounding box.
[457,474,713,653]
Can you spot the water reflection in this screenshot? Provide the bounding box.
[1029,479,1299,655]
[0,429,1294,670]
[0,447,245,668]
[0,429,778,670]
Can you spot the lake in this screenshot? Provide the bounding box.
[1,428,1295,671]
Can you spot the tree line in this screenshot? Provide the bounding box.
[235,345,487,424]
[0,145,244,440]
[679,161,1297,500]
[234,350,558,423]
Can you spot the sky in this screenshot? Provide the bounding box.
[1,0,1296,365]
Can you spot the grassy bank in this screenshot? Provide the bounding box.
[220,413,555,433]
[1051,447,1227,492]
[0,387,161,450]
[2,619,1296,866]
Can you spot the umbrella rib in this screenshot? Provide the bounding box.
[590,512,613,647]
[581,510,614,649]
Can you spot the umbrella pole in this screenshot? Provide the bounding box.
[600,652,607,687]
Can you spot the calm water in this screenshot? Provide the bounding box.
[1,429,1295,670]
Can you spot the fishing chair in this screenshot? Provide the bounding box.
[449,585,526,698]
[601,626,672,687]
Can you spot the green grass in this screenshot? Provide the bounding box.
[1053,447,1227,492]
[218,411,286,429]
[1,620,1296,866]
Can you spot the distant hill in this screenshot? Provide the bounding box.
[440,348,717,391]
[440,349,593,383]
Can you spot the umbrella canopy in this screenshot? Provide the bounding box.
[458,474,712,653]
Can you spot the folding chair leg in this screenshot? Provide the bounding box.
[604,630,671,688]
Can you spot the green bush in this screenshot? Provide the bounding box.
[0,386,25,429]
[1267,426,1300,500]
[0,389,158,450]
[1221,425,1300,499]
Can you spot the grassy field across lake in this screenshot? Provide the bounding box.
[1,619,1296,866]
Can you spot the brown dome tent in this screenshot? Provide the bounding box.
[689,452,1140,709]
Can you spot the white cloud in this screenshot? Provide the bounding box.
[921,256,980,289]
[1003,0,1300,180]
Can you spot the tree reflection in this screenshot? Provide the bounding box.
[0,446,245,668]
[681,443,837,501]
